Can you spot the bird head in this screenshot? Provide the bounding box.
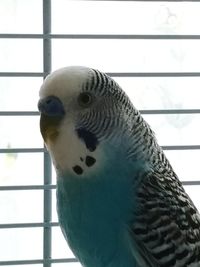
[38,66,150,176]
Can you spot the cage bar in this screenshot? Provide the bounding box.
[43,1,52,267]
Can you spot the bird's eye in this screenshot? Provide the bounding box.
[78,92,93,107]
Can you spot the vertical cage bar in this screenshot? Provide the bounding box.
[43,0,52,267]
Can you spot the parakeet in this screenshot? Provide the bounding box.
[38,66,200,267]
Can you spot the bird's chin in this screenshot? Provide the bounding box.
[40,114,62,143]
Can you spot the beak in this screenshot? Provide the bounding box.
[38,96,65,141]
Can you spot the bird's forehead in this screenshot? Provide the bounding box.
[39,66,92,100]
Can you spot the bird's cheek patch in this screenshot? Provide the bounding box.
[73,165,84,175]
[72,155,97,176]
[76,127,99,152]
[85,156,96,167]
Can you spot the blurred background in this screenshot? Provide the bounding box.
[0,0,200,266]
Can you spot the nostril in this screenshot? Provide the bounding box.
[38,96,65,117]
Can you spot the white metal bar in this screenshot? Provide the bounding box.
[51,258,78,263]
[182,181,200,186]
[0,72,200,77]
[0,222,59,229]
[49,34,200,39]
[0,185,56,191]
[0,145,199,155]
[162,145,200,150]
[0,178,200,192]
[1,34,200,39]
[0,148,44,153]
[0,112,39,116]
[0,258,78,266]
[0,72,44,77]
[43,1,52,267]
[107,72,200,77]
[0,34,44,38]
[84,0,200,1]
[1,110,200,116]
[140,109,200,114]
[0,260,44,266]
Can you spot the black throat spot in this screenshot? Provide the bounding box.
[76,127,98,152]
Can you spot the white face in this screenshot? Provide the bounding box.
[48,117,101,177]
[39,66,103,177]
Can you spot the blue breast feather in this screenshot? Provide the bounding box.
[56,146,147,267]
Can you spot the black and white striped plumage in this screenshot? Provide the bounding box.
[38,66,200,267]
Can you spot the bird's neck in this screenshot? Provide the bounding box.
[56,155,143,267]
